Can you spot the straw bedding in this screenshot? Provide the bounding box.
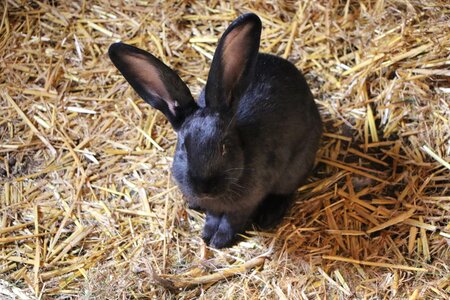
[1,0,449,299]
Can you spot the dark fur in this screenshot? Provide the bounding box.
[109,13,322,248]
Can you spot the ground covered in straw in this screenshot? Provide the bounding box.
[1,0,449,299]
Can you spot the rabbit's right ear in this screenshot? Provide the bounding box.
[205,13,262,111]
[108,43,198,130]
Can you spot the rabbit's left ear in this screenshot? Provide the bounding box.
[205,13,262,111]
[108,43,198,130]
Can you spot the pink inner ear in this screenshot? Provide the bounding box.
[122,53,177,114]
[221,23,254,101]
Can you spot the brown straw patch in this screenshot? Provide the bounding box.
[1,0,449,298]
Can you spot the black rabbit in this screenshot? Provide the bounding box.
[109,13,322,248]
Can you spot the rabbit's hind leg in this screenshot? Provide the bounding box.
[253,193,293,230]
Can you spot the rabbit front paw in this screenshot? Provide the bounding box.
[203,212,250,248]
[209,216,236,249]
[202,213,222,244]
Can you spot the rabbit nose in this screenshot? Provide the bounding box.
[194,181,215,195]
[191,176,221,195]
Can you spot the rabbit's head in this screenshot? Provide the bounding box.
[109,14,262,200]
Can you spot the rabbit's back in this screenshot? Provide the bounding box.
[236,53,321,147]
